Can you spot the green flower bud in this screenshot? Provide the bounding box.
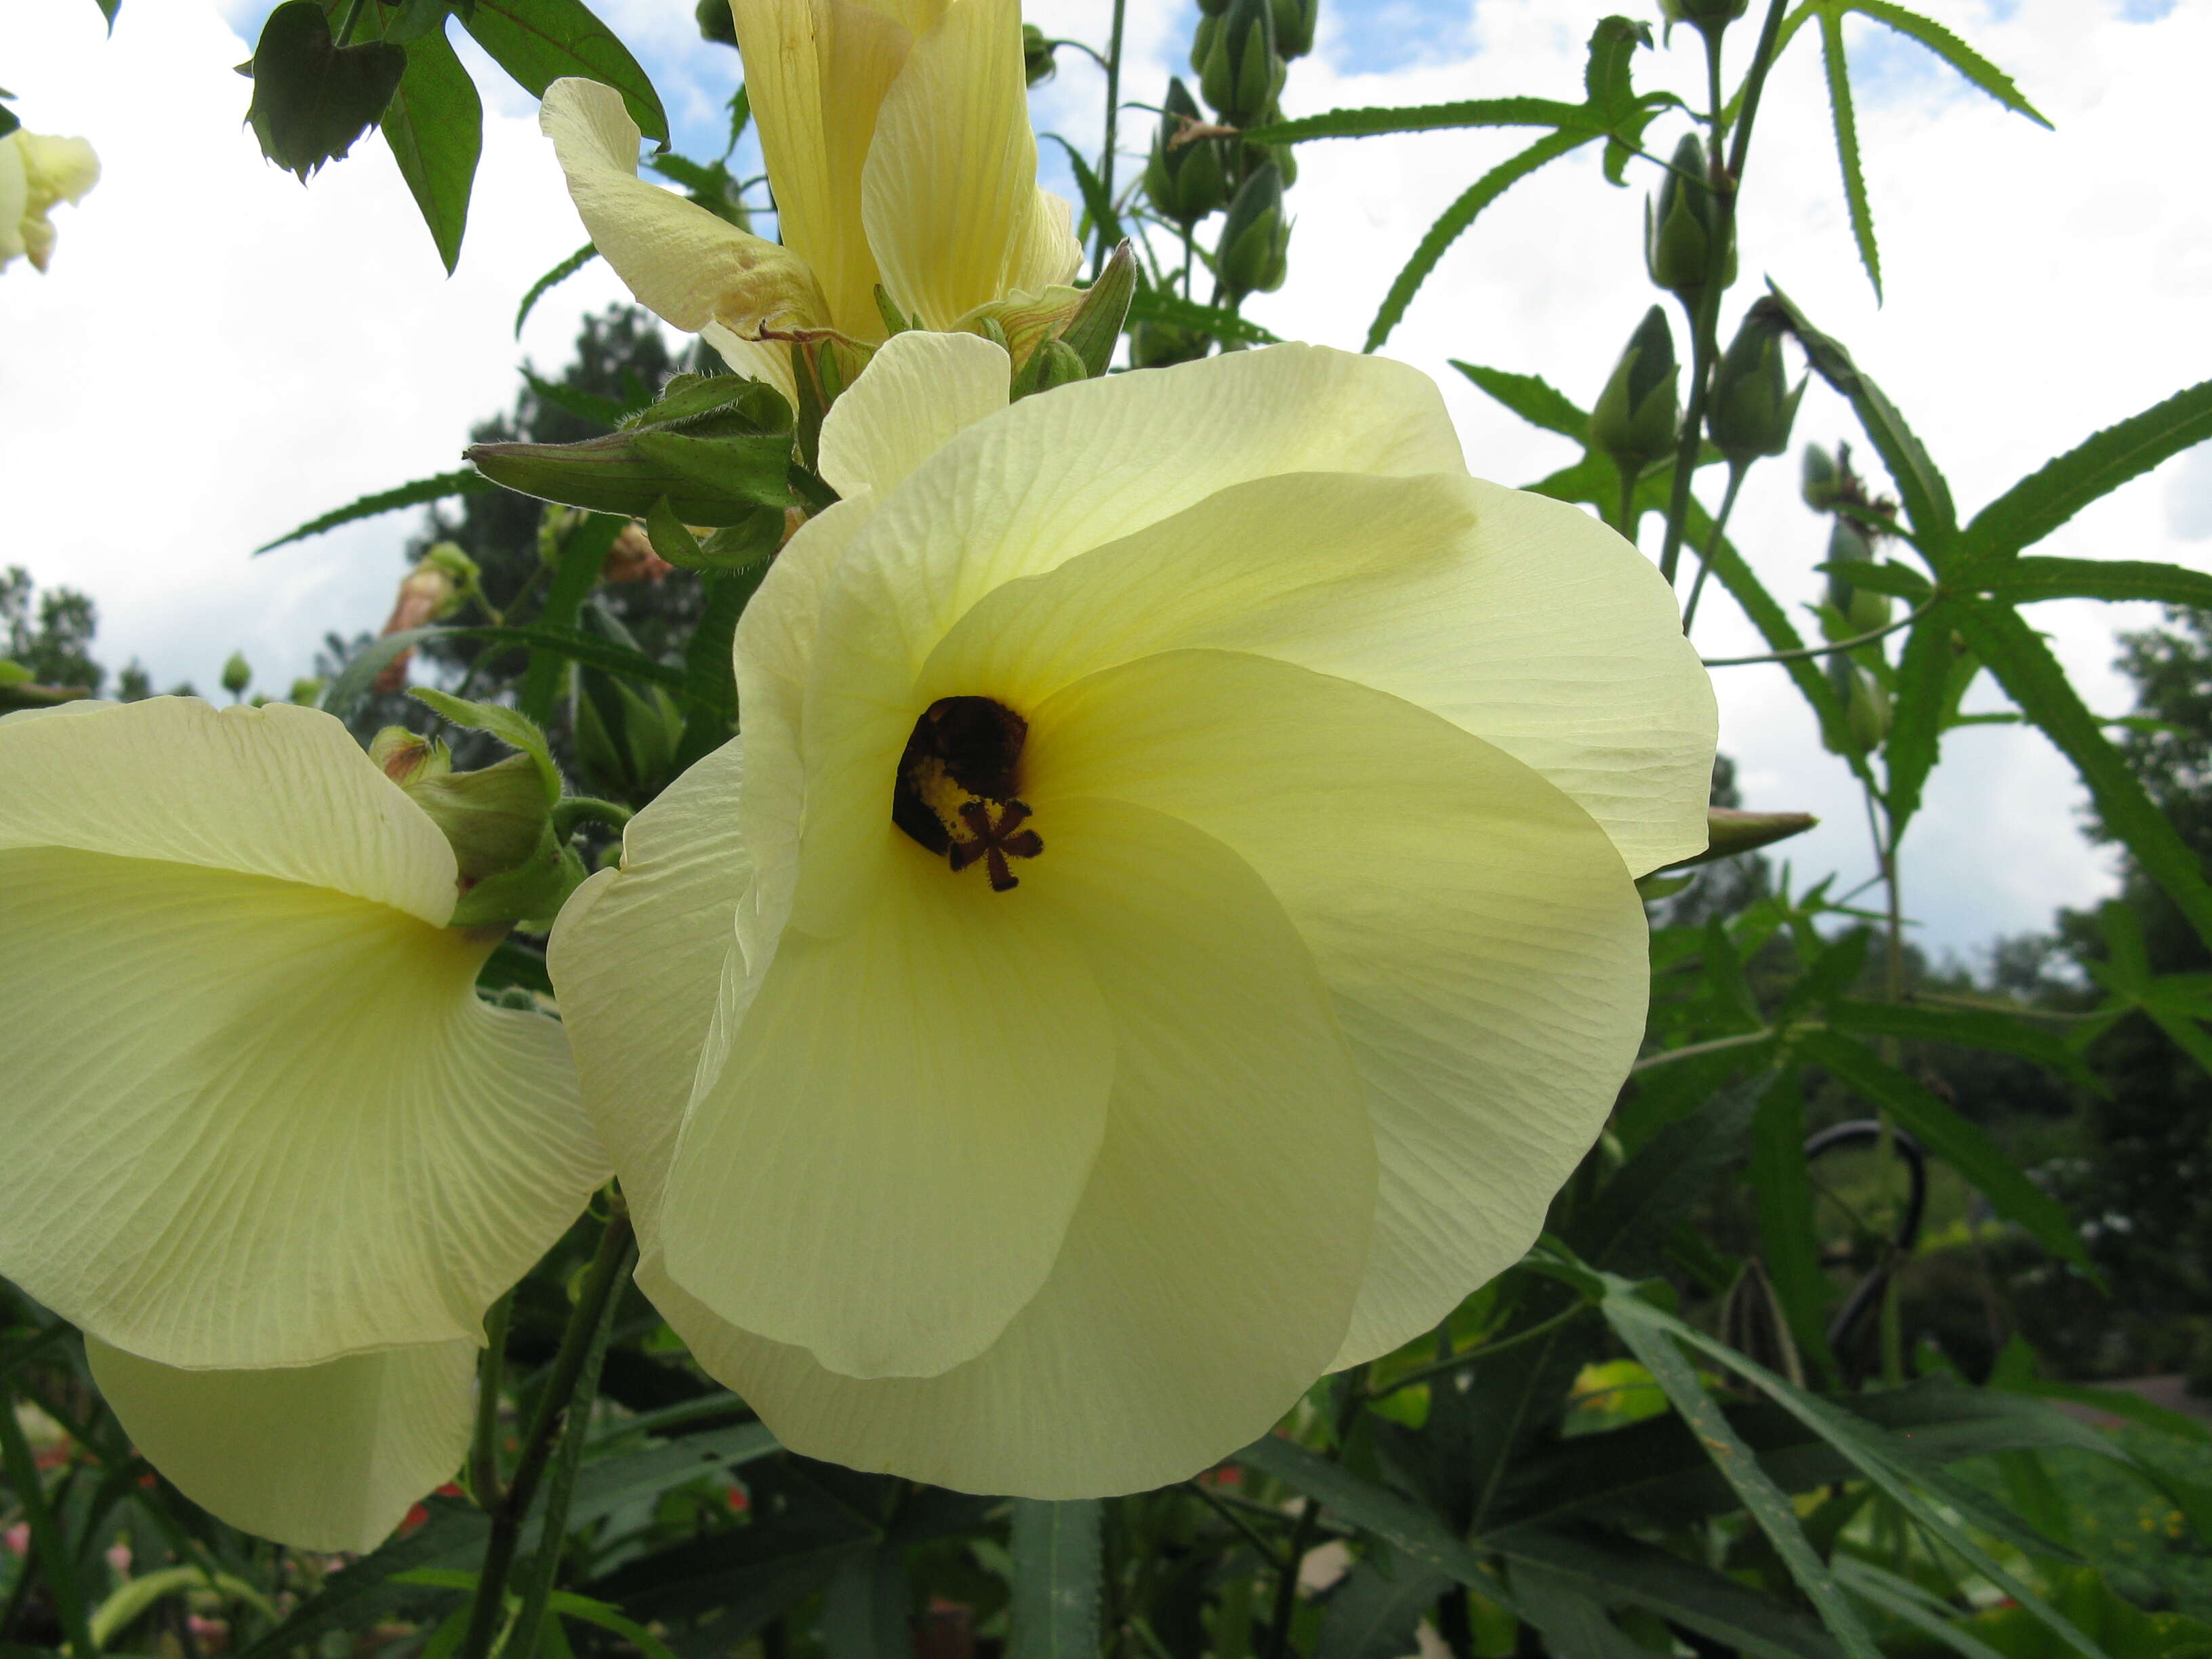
[1826,657,1891,754]
[1196,0,1231,18]
[1822,518,1891,636]
[408,753,556,885]
[1199,0,1283,127]
[1022,23,1056,86]
[1660,0,1748,43]
[1801,443,1841,511]
[1646,132,1735,299]
[1706,300,1805,466]
[1144,78,1227,228]
[1216,163,1290,300]
[1589,306,1681,477]
[1271,0,1317,60]
[694,0,737,46]
[1191,13,1218,76]
[1130,318,1208,368]
[369,726,449,788]
[221,651,251,700]
[1240,102,1296,188]
[287,676,325,706]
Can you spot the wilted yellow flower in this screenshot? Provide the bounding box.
[539,0,1080,394]
[0,697,608,1549]
[0,129,98,273]
[550,335,1717,1495]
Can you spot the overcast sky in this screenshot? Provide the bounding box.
[2,0,2207,960]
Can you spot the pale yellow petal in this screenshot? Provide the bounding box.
[541,78,827,337]
[1007,184,1083,296]
[818,329,1009,499]
[732,0,909,338]
[17,133,99,209]
[789,345,1463,932]
[1024,649,1649,1366]
[0,136,29,266]
[0,697,455,923]
[0,703,605,1368]
[659,829,1113,1380]
[645,797,1374,1496]
[862,0,1078,327]
[546,737,751,1261]
[87,1337,474,1553]
[921,470,1715,876]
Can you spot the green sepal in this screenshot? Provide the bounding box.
[405,753,553,884]
[445,819,586,929]
[409,688,560,802]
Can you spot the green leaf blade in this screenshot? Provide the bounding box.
[1848,1,2051,127]
[255,469,493,554]
[1008,1500,1103,1659]
[458,0,668,145]
[516,243,598,338]
[1818,6,1882,302]
[380,20,480,272]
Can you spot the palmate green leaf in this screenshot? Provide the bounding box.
[1509,1563,1652,1659]
[517,243,598,338]
[1960,599,2212,958]
[523,367,630,428]
[1601,1290,1881,1659]
[1816,6,1881,303]
[1848,1,2049,126]
[1122,286,1280,346]
[1797,1029,2093,1273]
[1979,554,2212,607]
[1883,598,1955,833]
[1366,130,1592,352]
[255,468,493,553]
[1486,1529,1842,1659]
[1750,1073,1839,1385]
[1448,361,1589,441]
[1240,95,1593,144]
[1832,1559,2015,1659]
[378,14,479,272]
[1963,380,2212,565]
[231,1499,488,1659]
[1766,284,1957,547]
[1825,996,2098,1086]
[520,513,626,722]
[458,0,667,144]
[1008,1500,1103,1659]
[1599,1285,2104,1659]
[1315,1548,1451,1659]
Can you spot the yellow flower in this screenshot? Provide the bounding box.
[550,335,1717,1496]
[0,129,99,273]
[0,697,609,1549]
[539,0,1080,396]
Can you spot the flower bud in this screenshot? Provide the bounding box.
[1827,657,1891,754]
[221,652,251,700]
[1801,443,1841,512]
[1130,319,1208,368]
[1660,0,1748,41]
[288,677,324,705]
[694,0,737,47]
[404,754,552,884]
[1015,339,1087,401]
[1271,0,1318,60]
[1199,0,1284,128]
[1023,23,1057,86]
[1822,517,1891,636]
[1706,300,1805,466]
[1145,79,1228,228]
[1240,102,1297,188]
[1589,305,1680,478]
[1217,163,1290,300]
[369,727,450,789]
[1645,132,1735,300]
[1190,13,1218,76]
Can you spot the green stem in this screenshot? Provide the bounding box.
[1679,461,1746,634]
[454,1207,636,1659]
[470,1291,513,1509]
[1700,598,1934,667]
[503,1233,632,1659]
[1616,465,1639,544]
[0,1388,96,1659]
[1656,0,1790,587]
[1182,1481,1288,1569]
[1263,1374,1366,1659]
[1096,0,1128,276]
[334,0,368,46]
[1366,1301,1595,1403]
[1631,1024,1809,1072]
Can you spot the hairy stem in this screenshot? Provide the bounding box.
[470,1290,512,1509]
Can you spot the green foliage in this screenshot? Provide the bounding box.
[243,1,407,182]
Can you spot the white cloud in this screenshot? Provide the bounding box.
[2,0,2206,956]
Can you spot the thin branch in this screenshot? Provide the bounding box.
[1701,599,1934,667]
